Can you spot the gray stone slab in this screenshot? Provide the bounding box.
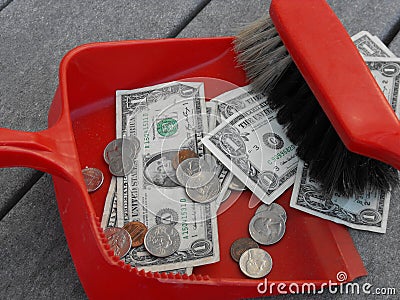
[0,0,206,220]
[0,173,86,299]
[178,0,400,39]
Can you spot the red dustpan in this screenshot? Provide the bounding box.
[0,1,367,298]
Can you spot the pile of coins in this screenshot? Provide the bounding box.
[104,137,141,177]
[230,203,287,278]
[104,222,182,260]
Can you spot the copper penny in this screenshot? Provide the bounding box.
[82,167,104,193]
[122,221,148,247]
[230,237,259,262]
[104,227,131,258]
[172,149,198,169]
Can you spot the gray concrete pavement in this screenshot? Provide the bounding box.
[1,0,399,299]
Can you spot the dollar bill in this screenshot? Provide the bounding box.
[202,98,298,204]
[290,56,400,233]
[352,31,396,58]
[115,81,220,272]
[211,84,265,121]
[101,176,118,228]
[290,161,390,233]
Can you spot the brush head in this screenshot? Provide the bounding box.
[234,17,399,196]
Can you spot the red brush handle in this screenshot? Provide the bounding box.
[270,0,400,170]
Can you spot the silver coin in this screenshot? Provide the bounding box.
[109,155,135,177]
[239,248,273,278]
[229,176,247,191]
[186,174,221,203]
[200,154,219,173]
[104,227,132,258]
[81,167,104,193]
[249,211,286,245]
[176,157,203,186]
[255,203,287,222]
[104,138,140,164]
[144,224,181,257]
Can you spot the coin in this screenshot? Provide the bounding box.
[239,248,273,278]
[186,174,221,203]
[122,221,148,247]
[255,203,287,222]
[104,227,132,258]
[172,149,198,169]
[249,211,286,245]
[144,224,181,257]
[104,137,140,164]
[176,157,203,186]
[109,155,135,177]
[229,176,247,191]
[230,237,259,262]
[82,167,104,193]
[200,154,218,173]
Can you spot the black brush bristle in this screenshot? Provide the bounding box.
[235,17,399,196]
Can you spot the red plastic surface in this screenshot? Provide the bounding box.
[0,36,366,298]
[270,0,400,170]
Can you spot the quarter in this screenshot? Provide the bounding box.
[186,174,221,203]
[249,211,286,245]
[255,203,287,222]
[144,224,181,257]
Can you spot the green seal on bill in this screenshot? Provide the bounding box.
[157,118,178,137]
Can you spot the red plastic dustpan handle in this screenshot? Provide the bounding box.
[0,126,79,180]
[270,0,400,170]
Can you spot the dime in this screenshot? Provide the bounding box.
[109,155,135,177]
[230,237,259,262]
[176,158,202,186]
[82,167,104,193]
[249,211,286,245]
[104,227,132,258]
[172,149,198,169]
[122,221,148,247]
[239,248,273,278]
[103,137,140,164]
[144,224,181,257]
[255,203,287,222]
[229,176,247,191]
[186,174,221,203]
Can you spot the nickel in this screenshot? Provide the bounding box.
[239,248,273,278]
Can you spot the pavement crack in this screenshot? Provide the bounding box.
[384,15,400,45]
[0,0,13,12]
[0,171,44,220]
[167,0,212,38]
